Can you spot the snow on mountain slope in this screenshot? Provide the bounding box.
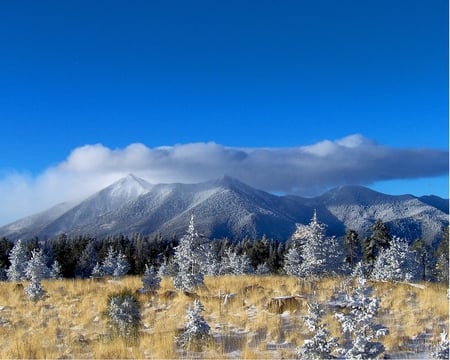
[316,185,448,244]
[0,176,447,243]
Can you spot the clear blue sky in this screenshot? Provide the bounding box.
[0,0,448,222]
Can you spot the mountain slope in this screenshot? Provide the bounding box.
[0,176,447,244]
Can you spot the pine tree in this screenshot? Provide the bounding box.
[296,302,339,359]
[50,260,63,280]
[107,289,141,340]
[100,246,129,278]
[91,262,103,279]
[371,236,420,282]
[335,276,389,359]
[283,246,302,277]
[255,262,270,275]
[142,264,161,293]
[76,241,98,278]
[297,211,347,279]
[220,248,253,275]
[6,240,27,282]
[101,246,117,277]
[113,251,130,278]
[175,299,211,351]
[344,229,361,268]
[24,249,49,301]
[203,243,221,276]
[435,227,449,283]
[173,215,207,292]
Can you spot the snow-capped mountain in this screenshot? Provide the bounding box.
[0,175,447,244]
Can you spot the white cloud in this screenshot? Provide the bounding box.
[0,134,448,225]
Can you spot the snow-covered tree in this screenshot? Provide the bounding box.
[24,249,49,301]
[284,246,302,277]
[76,241,98,278]
[25,248,50,281]
[203,244,221,276]
[173,215,207,292]
[50,260,63,280]
[334,276,389,359]
[100,246,130,278]
[296,302,339,359]
[176,299,211,351]
[371,236,420,282]
[91,262,103,279]
[101,246,118,276]
[113,251,130,278]
[220,248,253,275]
[7,240,27,282]
[107,289,141,339]
[157,259,168,278]
[296,211,347,279]
[255,262,270,275]
[433,330,449,359]
[142,264,161,293]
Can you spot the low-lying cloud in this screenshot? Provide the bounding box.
[0,134,448,225]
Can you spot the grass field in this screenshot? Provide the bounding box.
[0,275,447,359]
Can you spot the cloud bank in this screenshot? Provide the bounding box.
[0,134,448,225]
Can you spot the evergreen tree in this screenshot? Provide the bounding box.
[203,243,221,276]
[411,238,434,281]
[100,246,130,278]
[175,299,211,351]
[101,246,118,276]
[363,219,392,264]
[113,251,130,278]
[344,229,361,267]
[142,264,161,293]
[335,276,389,359]
[91,262,103,279]
[296,303,339,359]
[173,215,207,292]
[435,227,449,283]
[0,237,13,269]
[24,249,49,301]
[50,260,63,280]
[107,289,141,340]
[297,211,347,279]
[220,248,253,275]
[76,241,98,278]
[371,236,420,282]
[283,246,302,277]
[255,262,270,275]
[7,240,28,282]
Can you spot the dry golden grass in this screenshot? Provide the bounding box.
[0,275,446,359]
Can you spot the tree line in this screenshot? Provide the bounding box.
[0,214,447,283]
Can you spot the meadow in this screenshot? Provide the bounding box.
[0,275,447,359]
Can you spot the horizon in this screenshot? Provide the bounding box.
[0,1,448,225]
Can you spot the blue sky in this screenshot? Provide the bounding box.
[0,0,448,224]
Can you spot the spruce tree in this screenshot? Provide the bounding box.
[297,211,347,279]
[142,264,161,293]
[173,215,207,292]
[176,299,211,351]
[371,236,420,282]
[335,276,389,359]
[24,249,49,301]
[6,239,27,282]
[296,302,338,359]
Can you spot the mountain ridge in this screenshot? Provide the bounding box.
[0,175,447,244]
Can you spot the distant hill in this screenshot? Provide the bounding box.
[0,174,448,244]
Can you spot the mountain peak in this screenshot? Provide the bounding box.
[105,174,152,199]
